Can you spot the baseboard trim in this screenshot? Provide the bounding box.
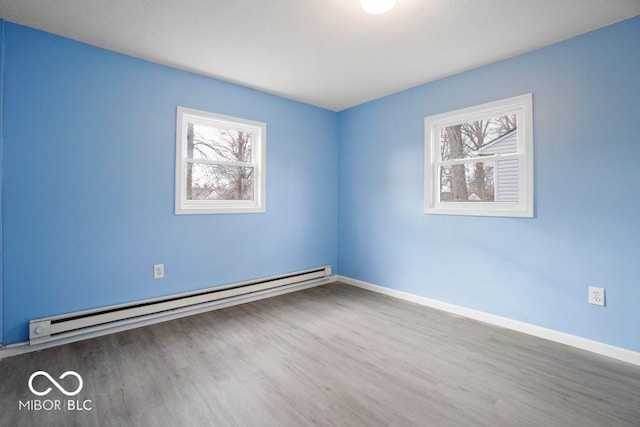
[0,276,335,360]
[338,275,640,366]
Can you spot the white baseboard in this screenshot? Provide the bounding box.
[0,276,336,360]
[338,275,640,367]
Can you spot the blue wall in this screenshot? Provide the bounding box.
[1,22,338,344]
[338,16,640,352]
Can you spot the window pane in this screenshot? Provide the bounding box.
[439,162,495,202]
[186,123,253,163]
[186,163,254,201]
[439,114,518,161]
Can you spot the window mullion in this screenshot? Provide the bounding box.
[185,158,254,168]
[437,152,522,167]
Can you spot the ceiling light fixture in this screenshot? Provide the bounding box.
[360,0,396,14]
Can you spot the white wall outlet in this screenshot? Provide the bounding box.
[588,286,605,306]
[154,264,164,279]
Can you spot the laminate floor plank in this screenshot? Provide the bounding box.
[1,282,639,426]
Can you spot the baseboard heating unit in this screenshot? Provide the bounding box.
[28,265,332,346]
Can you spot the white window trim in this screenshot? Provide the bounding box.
[175,106,266,215]
[424,93,534,218]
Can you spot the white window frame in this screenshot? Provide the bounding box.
[424,93,534,218]
[175,106,266,215]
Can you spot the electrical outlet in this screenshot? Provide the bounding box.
[154,264,164,279]
[588,286,605,306]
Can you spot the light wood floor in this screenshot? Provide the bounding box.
[1,282,639,426]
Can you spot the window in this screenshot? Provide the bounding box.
[424,94,533,217]
[175,107,266,214]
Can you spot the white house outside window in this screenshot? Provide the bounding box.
[175,107,266,214]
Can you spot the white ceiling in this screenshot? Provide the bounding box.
[1,0,639,111]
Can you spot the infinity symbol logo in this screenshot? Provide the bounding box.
[28,371,84,396]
